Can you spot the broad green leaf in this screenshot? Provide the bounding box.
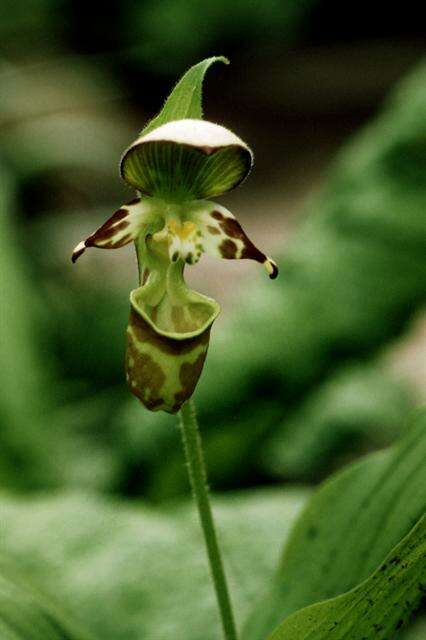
[141,55,228,135]
[269,514,426,639]
[0,559,92,640]
[244,409,426,639]
[0,488,308,640]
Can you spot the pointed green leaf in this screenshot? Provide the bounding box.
[244,409,426,639]
[141,56,229,135]
[268,514,426,639]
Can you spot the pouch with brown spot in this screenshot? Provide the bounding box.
[125,249,220,413]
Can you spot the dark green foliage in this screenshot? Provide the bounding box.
[269,515,426,639]
[244,410,426,638]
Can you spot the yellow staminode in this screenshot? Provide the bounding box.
[168,219,197,240]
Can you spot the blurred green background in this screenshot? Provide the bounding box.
[0,0,425,499]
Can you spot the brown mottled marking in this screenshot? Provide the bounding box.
[240,242,268,263]
[211,210,224,221]
[130,308,211,355]
[207,225,220,235]
[126,197,141,206]
[115,233,132,247]
[126,338,166,409]
[200,145,216,155]
[171,353,208,412]
[171,393,187,414]
[147,398,164,410]
[219,216,270,266]
[180,353,207,391]
[219,217,245,240]
[111,208,129,220]
[113,219,131,233]
[219,239,238,259]
[85,208,130,247]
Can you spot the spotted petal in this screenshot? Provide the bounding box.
[188,201,278,278]
[71,197,159,262]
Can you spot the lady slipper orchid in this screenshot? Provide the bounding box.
[72,118,278,413]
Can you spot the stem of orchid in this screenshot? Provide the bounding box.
[178,399,238,640]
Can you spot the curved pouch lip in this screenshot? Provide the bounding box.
[126,283,220,413]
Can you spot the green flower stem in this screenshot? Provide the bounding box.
[179,399,238,640]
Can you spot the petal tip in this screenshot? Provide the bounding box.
[72,241,86,263]
[264,258,279,279]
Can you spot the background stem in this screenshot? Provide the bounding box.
[179,399,238,640]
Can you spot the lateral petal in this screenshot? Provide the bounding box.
[72,197,157,262]
[189,201,278,278]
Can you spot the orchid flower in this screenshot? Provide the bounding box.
[72,62,278,413]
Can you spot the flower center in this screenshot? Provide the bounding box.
[168,218,196,240]
[152,216,204,265]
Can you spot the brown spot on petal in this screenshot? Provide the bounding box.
[207,225,221,235]
[219,217,244,240]
[200,145,216,155]
[240,242,268,264]
[219,216,271,265]
[113,219,130,232]
[114,233,132,247]
[85,208,130,247]
[126,197,141,206]
[219,239,238,259]
[211,210,224,221]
